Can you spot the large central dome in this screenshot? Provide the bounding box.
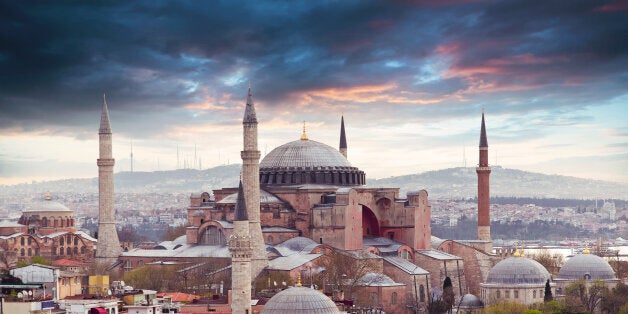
[259,139,365,186]
[261,139,352,169]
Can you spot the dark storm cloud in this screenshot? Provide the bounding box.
[0,0,626,137]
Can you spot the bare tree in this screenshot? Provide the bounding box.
[317,250,379,299]
[565,279,608,313]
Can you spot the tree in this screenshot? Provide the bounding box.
[122,264,183,291]
[317,250,378,298]
[600,282,628,314]
[543,279,552,302]
[442,276,454,314]
[483,301,528,314]
[29,255,50,266]
[565,279,608,313]
[162,224,188,241]
[530,249,563,275]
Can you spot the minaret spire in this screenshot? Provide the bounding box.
[229,179,252,313]
[96,94,122,265]
[99,94,112,134]
[479,109,488,148]
[339,115,347,158]
[240,85,268,279]
[476,108,492,252]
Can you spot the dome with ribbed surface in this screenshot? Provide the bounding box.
[261,139,352,169]
[557,254,616,280]
[260,139,365,186]
[24,201,72,213]
[261,286,340,313]
[486,257,551,284]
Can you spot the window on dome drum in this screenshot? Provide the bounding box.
[496,290,501,298]
[20,238,24,245]
[514,290,519,298]
[74,237,78,245]
[533,290,536,298]
[60,238,64,246]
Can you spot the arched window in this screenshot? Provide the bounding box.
[20,237,24,245]
[60,237,64,246]
[28,237,32,245]
[67,247,71,255]
[20,248,25,256]
[81,246,86,254]
[419,285,425,302]
[53,248,57,255]
[42,217,48,227]
[392,292,397,304]
[28,248,32,256]
[198,226,225,245]
[496,290,501,298]
[533,290,537,299]
[74,247,78,255]
[74,237,78,246]
[59,248,64,255]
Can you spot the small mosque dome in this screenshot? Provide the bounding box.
[261,286,340,313]
[557,254,617,280]
[459,293,484,309]
[24,200,72,213]
[357,273,403,286]
[486,257,551,284]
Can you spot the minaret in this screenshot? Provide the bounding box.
[339,115,347,158]
[241,86,268,278]
[476,108,492,252]
[96,95,122,264]
[229,180,252,314]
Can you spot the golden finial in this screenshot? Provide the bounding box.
[513,248,521,257]
[583,245,590,254]
[297,274,302,287]
[300,121,308,140]
[45,192,51,201]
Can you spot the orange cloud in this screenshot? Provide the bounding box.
[295,83,447,105]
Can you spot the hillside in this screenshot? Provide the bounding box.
[1,165,626,199]
[368,166,627,199]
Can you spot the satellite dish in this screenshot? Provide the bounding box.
[28,291,33,296]
[108,289,112,296]
[17,292,23,298]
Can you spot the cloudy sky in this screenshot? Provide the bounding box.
[1,0,627,185]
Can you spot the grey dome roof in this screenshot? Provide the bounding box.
[278,237,317,252]
[357,273,403,287]
[459,294,484,308]
[216,189,283,204]
[261,139,352,169]
[261,286,340,313]
[24,201,72,213]
[486,257,551,285]
[557,254,616,280]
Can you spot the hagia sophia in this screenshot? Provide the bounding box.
[1,87,619,313]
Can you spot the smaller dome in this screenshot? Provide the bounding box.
[216,189,284,204]
[357,273,403,287]
[24,201,72,213]
[459,294,484,308]
[486,257,551,285]
[261,286,339,314]
[557,254,617,280]
[278,237,317,252]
